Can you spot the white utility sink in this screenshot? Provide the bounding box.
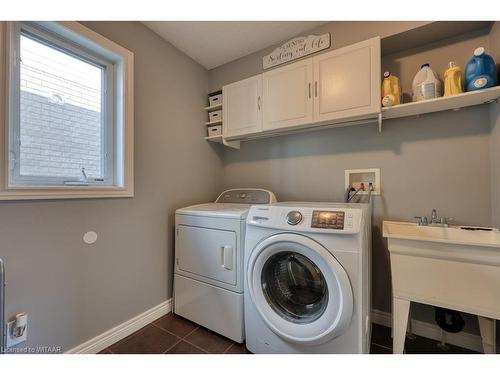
[383,221,500,354]
[383,221,500,248]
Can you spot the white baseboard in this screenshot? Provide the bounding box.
[371,308,491,353]
[66,299,172,354]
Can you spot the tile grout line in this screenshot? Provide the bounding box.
[180,327,233,354]
[177,338,210,354]
[151,325,211,354]
[152,322,199,341]
[147,321,236,354]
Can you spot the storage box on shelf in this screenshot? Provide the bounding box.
[208,93,222,107]
[208,110,222,123]
[207,125,222,137]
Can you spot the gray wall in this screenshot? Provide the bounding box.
[490,22,500,229]
[0,21,222,351]
[209,21,498,335]
[220,108,492,315]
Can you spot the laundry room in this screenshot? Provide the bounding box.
[0,1,500,374]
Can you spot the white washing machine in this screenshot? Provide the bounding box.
[174,189,277,343]
[244,202,371,353]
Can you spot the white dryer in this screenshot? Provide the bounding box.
[174,189,277,343]
[244,202,371,353]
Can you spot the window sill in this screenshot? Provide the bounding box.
[0,186,134,200]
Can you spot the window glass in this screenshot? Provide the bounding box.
[19,32,105,180]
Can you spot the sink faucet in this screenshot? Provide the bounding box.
[415,209,450,227]
[431,209,439,225]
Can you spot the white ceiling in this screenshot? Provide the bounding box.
[142,21,327,69]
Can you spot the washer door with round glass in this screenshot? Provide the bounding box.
[247,233,353,346]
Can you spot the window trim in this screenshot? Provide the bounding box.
[0,21,134,200]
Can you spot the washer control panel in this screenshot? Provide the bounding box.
[247,204,362,234]
[311,210,345,229]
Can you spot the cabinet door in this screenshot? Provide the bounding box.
[223,75,262,139]
[313,37,380,123]
[262,59,313,131]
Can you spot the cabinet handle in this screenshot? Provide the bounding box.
[315,81,318,97]
[257,96,261,110]
[308,83,312,99]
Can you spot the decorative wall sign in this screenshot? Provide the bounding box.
[263,33,331,69]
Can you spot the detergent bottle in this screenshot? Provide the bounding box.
[443,61,463,96]
[465,47,497,91]
[381,71,401,107]
[412,64,442,101]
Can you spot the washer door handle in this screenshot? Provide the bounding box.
[220,245,233,270]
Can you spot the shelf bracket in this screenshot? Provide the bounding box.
[378,113,383,133]
[223,138,240,149]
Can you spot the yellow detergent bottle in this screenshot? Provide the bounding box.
[381,71,401,107]
[444,61,463,96]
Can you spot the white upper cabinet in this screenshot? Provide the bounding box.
[312,37,381,123]
[223,75,263,139]
[262,59,313,131]
[220,36,381,141]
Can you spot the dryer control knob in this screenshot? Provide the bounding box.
[286,211,303,225]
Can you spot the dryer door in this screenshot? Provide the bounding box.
[247,233,353,346]
[176,225,237,287]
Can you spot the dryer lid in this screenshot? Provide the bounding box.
[176,203,253,219]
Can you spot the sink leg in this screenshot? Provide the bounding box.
[393,298,410,354]
[478,316,497,354]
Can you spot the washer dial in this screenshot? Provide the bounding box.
[286,211,303,225]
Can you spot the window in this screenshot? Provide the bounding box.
[1,22,134,199]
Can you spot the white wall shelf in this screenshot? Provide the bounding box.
[382,86,500,120]
[205,119,222,126]
[204,103,222,111]
[204,135,222,142]
[204,135,240,149]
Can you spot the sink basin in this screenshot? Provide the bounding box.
[383,221,500,248]
[383,220,500,354]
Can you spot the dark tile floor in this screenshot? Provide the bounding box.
[98,312,479,354]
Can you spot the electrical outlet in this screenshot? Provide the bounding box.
[6,316,28,348]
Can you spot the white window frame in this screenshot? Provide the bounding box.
[0,21,134,200]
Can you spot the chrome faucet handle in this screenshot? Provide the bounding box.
[430,209,439,224]
[414,216,428,226]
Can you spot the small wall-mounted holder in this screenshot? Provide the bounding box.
[345,168,381,195]
[7,312,28,347]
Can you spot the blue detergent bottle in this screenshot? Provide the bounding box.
[465,47,497,91]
